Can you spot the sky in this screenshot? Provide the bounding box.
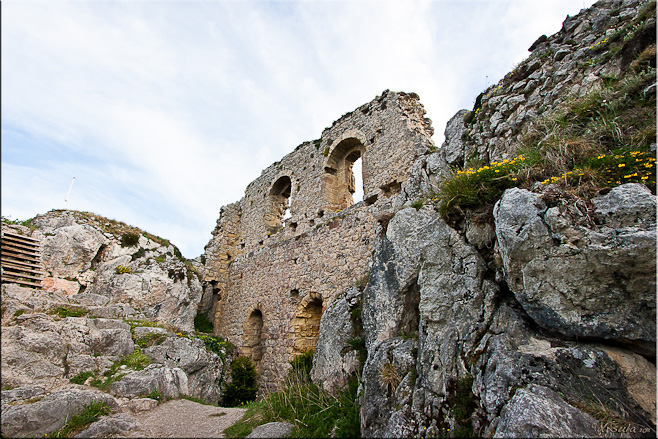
[2,0,598,258]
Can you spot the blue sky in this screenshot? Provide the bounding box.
[2,0,597,258]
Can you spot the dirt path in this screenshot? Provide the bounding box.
[124,399,247,438]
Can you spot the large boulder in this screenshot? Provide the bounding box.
[142,336,226,403]
[28,210,204,332]
[493,385,598,438]
[1,312,134,389]
[310,287,362,394]
[39,224,107,279]
[0,385,118,438]
[109,364,189,400]
[493,185,656,355]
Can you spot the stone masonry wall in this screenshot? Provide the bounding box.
[203,90,435,392]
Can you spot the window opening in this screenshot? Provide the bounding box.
[266,176,292,235]
[324,138,365,210]
[352,156,363,203]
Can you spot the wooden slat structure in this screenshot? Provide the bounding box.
[1,229,45,289]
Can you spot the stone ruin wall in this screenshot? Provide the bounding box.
[202,90,435,392]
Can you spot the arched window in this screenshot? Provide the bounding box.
[324,138,364,210]
[243,309,264,365]
[265,176,292,235]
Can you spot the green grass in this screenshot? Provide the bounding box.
[223,401,267,438]
[198,334,235,359]
[434,67,656,219]
[69,371,95,385]
[120,232,140,247]
[133,332,167,348]
[53,307,89,318]
[434,156,526,219]
[194,313,214,333]
[121,350,151,370]
[90,350,151,390]
[49,402,111,438]
[224,358,361,438]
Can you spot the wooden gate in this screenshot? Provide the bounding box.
[1,229,45,289]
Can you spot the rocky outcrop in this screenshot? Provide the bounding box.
[354,193,655,437]
[74,412,138,438]
[1,212,230,437]
[142,336,226,403]
[326,2,657,436]
[494,185,656,356]
[1,310,134,390]
[310,287,362,394]
[29,209,203,332]
[1,385,119,438]
[109,364,189,400]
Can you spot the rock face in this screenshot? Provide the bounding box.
[494,185,656,355]
[142,336,226,403]
[310,287,362,394]
[31,209,203,332]
[313,1,656,437]
[1,212,229,437]
[1,386,119,438]
[1,311,134,390]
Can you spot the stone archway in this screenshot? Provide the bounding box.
[243,309,264,365]
[290,293,323,356]
[324,138,365,210]
[265,176,292,235]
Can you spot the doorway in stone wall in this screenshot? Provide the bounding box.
[243,309,264,366]
[290,293,323,356]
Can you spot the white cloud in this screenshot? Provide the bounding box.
[2,0,598,257]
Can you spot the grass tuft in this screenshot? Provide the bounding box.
[49,402,111,438]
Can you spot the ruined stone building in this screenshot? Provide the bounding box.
[202,90,435,391]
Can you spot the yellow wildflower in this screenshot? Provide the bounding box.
[618,163,626,168]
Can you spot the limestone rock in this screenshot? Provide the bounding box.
[38,223,107,279]
[246,421,294,438]
[362,208,434,348]
[1,312,134,390]
[440,110,470,166]
[494,186,656,355]
[310,287,361,394]
[493,385,598,438]
[601,346,657,422]
[29,209,203,332]
[0,386,118,438]
[109,364,189,400]
[73,412,137,438]
[142,336,225,403]
[360,337,417,438]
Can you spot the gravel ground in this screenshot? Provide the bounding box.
[124,399,247,438]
